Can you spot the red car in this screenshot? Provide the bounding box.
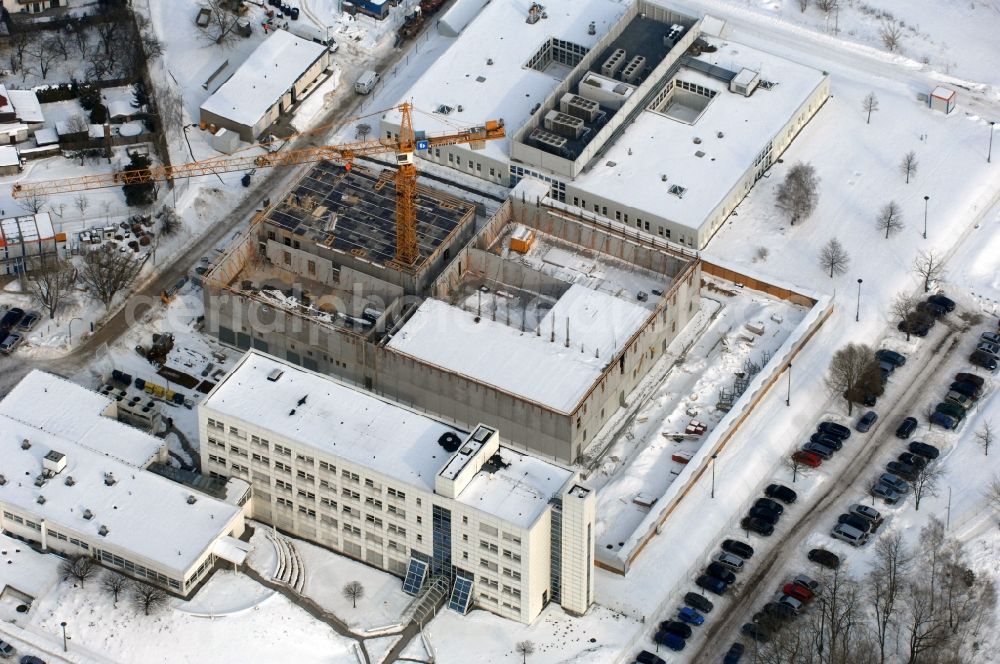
[791,450,822,468]
[782,583,814,603]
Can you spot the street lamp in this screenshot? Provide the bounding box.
[67,317,84,345]
[61,621,68,652]
[786,362,792,407]
[989,121,996,163]
[710,454,718,499]
[855,278,863,322]
[923,195,929,239]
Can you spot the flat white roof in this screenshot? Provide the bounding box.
[0,145,18,167]
[201,352,464,492]
[457,448,572,528]
[201,29,327,129]
[931,86,955,100]
[572,37,827,233]
[387,291,648,412]
[0,370,162,468]
[6,89,44,123]
[384,0,627,164]
[0,414,241,577]
[0,532,60,603]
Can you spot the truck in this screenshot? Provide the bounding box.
[283,23,339,52]
[355,70,380,95]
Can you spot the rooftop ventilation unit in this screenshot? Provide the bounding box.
[187,495,198,505]
[600,48,626,79]
[64,476,75,486]
[543,110,584,139]
[0,475,5,486]
[668,184,687,198]
[267,369,284,382]
[621,55,646,84]
[83,509,94,520]
[730,68,760,97]
[21,439,31,450]
[529,127,568,154]
[43,450,67,475]
[99,525,109,536]
[33,475,47,488]
[438,432,463,453]
[104,472,116,486]
[37,495,46,505]
[664,23,685,47]
[560,93,599,122]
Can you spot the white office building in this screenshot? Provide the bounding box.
[200,351,596,623]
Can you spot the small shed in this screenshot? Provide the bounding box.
[0,145,21,175]
[930,87,956,115]
[212,127,240,154]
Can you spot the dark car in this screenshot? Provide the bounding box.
[765,483,798,504]
[898,452,927,469]
[955,373,985,389]
[886,461,918,481]
[0,307,24,331]
[802,441,835,459]
[748,506,781,525]
[856,410,878,432]
[838,512,875,533]
[908,441,940,459]
[696,574,728,595]
[705,562,737,585]
[895,416,918,439]
[817,421,851,440]
[684,591,713,614]
[635,651,665,664]
[758,601,797,621]
[917,301,947,318]
[741,517,774,536]
[808,548,841,569]
[741,622,770,643]
[809,432,844,450]
[898,318,931,337]
[653,630,686,651]
[949,381,981,399]
[721,539,754,560]
[658,620,692,639]
[930,411,959,430]
[754,497,785,515]
[928,294,956,312]
[875,349,907,367]
[970,350,998,371]
[723,642,745,664]
[935,402,965,421]
[19,657,45,664]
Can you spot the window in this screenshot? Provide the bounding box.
[387,488,405,500]
[387,505,405,518]
[365,478,381,491]
[296,470,315,483]
[388,524,406,536]
[342,470,359,483]
[480,540,498,553]
[208,453,225,465]
[229,445,247,457]
[320,479,332,489]
[251,435,268,448]
[342,505,360,517]
[273,444,291,457]
[228,425,245,439]
[297,489,316,501]
[320,497,337,509]
[207,437,224,449]
[307,260,316,276]
[342,488,360,501]
[298,506,316,518]
[276,497,293,508]
[252,453,270,464]
[503,568,522,581]
[480,559,498,572]
[365,515,383,528]
[365,497,383,510]
[207,418,224,431]
[274,461,291,474]
[502,533,521,546]
[296,454,315,465]
[283,251,291,265]
[503,585,521,598]
[319,460,335,472]
[502,550,522,563]
[231,463,249,475]
[480,523,498,536]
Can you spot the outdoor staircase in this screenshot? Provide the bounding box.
[266,530,305,593]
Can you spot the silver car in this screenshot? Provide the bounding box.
[714,551,745,572]
[831,523,869,547]
[879,473,910,495]
[0,332,23,355]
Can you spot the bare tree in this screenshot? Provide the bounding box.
[134,12,165,62]
[160,207,182,237]
[60,555,96,586]
[880,20,904,52]
[131,582,168,616]
[900,150,919,184]
[342,581,365,608]
[985,474,1000,513]
[976,421,995,456]
[79,246,143,309]
[199,0,242,45]
[65,114,90,135]
[889,291,920,340]
[875,201,904,239]
[48,29,71,61]
[817,0,840,11]
[27,266,76,319]
[818,237,850,277]
[69,20,89,57]
[159,85,185,133]
[103,572,128,604]
[355,123,372,140]
[17,192,48,215]
[797,0,808,11]
[775,162,820,225]
[74,193,91,219]
[8,31,30,76]
[912,250,945,292]
[826,343,881,415]
[912,463,945,511]
[783,454,804,483]
[753,246,770,263]
[515,641,536,664]
[868,531,912,664]
[862,92,879,124]
[25,35,59,79]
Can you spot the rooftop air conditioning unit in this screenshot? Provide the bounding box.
[543,110,584,139]
[21,439,30,450]
[99,525,109,536]
[267,368,284,382]
[83,509,94,520]
[104,472,116,486]
[65,476,76,486]
[37,496,46,505]
[187,495,198,505]
[600,48,626,79]
[561,94,599,122]
[0,475,5,486]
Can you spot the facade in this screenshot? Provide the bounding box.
[0,212,67,275]
[200,29,331,142]
[1,0,64,14]
[200,351,596,623]
[0,371,247,597]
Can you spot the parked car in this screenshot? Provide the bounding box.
[741,622,770,643]
[808,548,841,569]
[16,311,40,332]
[886,461,918,482]
[19,657,45,664]
[715,551,746,572]
[777,594,804,614]
[850,504,883,527]
[748,506,781,525]
[705,562,737,585]
[635,651,665,664]
[898,452,927,469]
[838,512,876,533]
[970,350,998,371]
[754,497,785,515]
[758,602,797,621]
[802,441,835,460]
[930,411,959,430]
[723,643,745,664]
[949,381,982,399]
[908,441,940,459]
[782,583,814,603]
[0,307,24,331]
[0,640,15,659]
[927,294,955,312]
[935,401,966,421]
[809,432,844,450]
[817,421,851,440]
[895,416,918,439]
[741,517,774,537]
[944,391,974,411]
[791,450,823,468]
[977,341,1000,357]
[856,410,878,432]
[677,606,705,625]
[696,574,728,595]
[653,630,686,651]
[0,332,23,355]
[982,332,1000,345]
[955,372,985,389]
[684,592,713,614]
[831,523,869,547]
[872,483,902,505]
[879,473,911,494]
[658,621,692,639]
[898,318,931,337]
[917,301,947,318]
[721,539,754,559]
[791,574,821,593]
[765,483,798,504]
[875,349,907,367]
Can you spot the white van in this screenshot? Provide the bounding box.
[355,70,380,95]
[831,523,868,547]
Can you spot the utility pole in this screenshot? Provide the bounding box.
[923,195,929,239]
[710,454,718,499]
[990,121,996,163]
[786,362,792,407]
[855,278,863,322]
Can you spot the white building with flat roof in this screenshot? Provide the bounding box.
[200,351,595,623]
[0,372,247,597]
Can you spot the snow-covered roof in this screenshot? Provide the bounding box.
[0,122,27,137]
[0,145,18,167]
[0,370,162,468]
[0,414,242,577]
[456,447,572,528]
[0,212,54,248]
[387,291,649,413]
[0,85,13,115]
[107,99,133,119]
[0,532,60,603]
[384,0,627,164]
[201,352,464,492]
[931,86,955,100]
[33,127,58,146]
[200,29,328,130]
[6,89,44,123]
[571,37,827,234]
